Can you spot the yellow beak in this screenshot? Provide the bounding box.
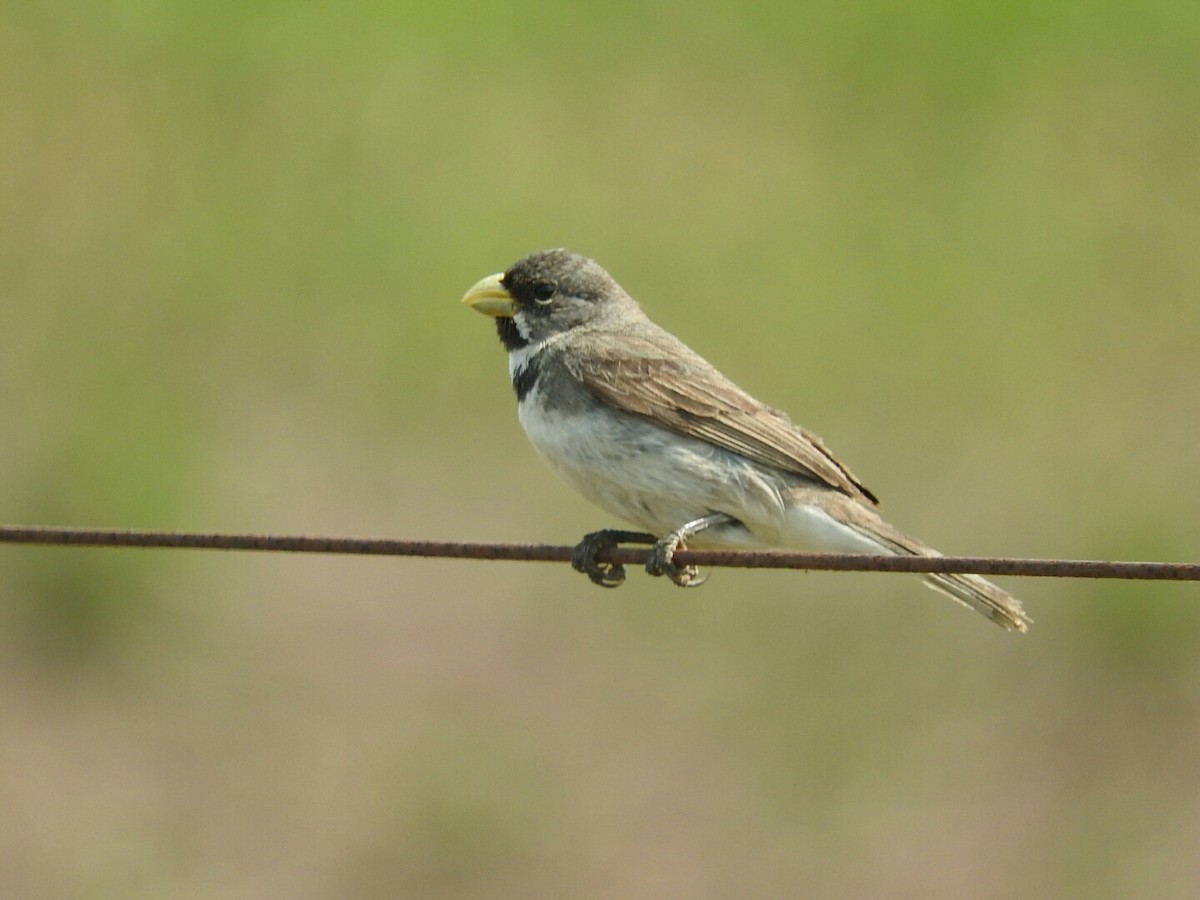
[461,272,516,318]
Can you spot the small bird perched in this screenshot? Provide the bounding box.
[462,249,1030,632]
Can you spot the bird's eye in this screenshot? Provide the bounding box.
[532,282,556,304]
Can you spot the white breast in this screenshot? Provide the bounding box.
[513,370,787,542]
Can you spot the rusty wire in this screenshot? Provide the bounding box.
[1,525,1197,581]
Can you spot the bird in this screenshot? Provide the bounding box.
[461,249,1030,632]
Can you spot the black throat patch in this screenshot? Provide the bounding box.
[511,354,541,402]
[496,317,528,351]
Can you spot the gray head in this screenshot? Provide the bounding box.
[462,249,641,350]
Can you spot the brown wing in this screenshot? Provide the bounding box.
[569,327,878,505]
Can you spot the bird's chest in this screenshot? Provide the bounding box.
[509,350,626,473]
[515,384,700,530]
[516,386,643,480]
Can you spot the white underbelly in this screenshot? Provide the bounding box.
[517,394,782,541]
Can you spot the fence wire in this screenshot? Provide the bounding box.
[1,525,1197,581]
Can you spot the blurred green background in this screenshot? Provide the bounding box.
[3,1,1199,897]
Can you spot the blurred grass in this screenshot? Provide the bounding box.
[2,1,1200,897]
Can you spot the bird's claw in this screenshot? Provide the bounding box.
[572,528,709,589]
[571,529,656,588]
[645,535,708,588]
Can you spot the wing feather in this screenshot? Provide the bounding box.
[570,328,878,504]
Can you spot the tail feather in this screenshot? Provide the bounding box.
[921,568,1031,633]
[796,490,1032,632]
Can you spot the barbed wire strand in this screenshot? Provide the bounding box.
[0,525,1197,581]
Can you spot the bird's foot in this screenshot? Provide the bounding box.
[645,531,708,588]
[571,529,657,588]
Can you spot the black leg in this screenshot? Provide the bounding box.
[646,513,739,587]
[571,529,658,587]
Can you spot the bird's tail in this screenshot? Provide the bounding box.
[918,566,1030,633]
[795,491,1031,632]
